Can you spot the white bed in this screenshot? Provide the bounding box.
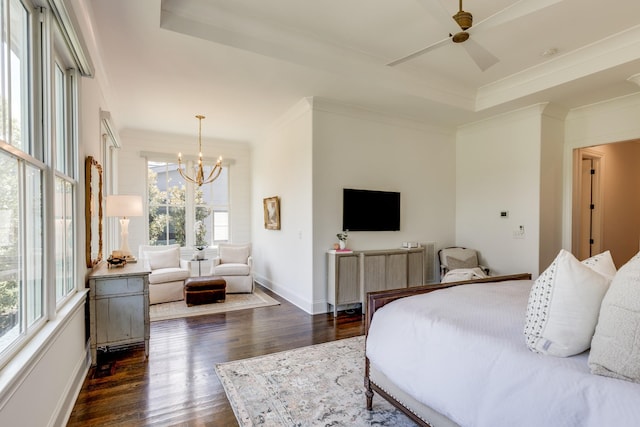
[365,278,640,427]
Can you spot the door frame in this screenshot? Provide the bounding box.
[572,147,605,259]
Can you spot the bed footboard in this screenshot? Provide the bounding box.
[365,273,531,332]
[364,273,531,426]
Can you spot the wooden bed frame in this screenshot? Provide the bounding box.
[364,273,532,426]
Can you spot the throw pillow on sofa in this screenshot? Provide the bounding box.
[220,245,250,264]
[147,247,180,270]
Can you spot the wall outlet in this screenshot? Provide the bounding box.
[513,225,525,239]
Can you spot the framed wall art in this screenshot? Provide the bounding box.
[263,196,281,230]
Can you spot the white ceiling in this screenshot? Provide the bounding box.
[86,0,640,142]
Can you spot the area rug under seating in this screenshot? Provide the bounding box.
[149,288,280,322]
[215,335,416,426]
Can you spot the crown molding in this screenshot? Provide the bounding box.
[476,25,640,111]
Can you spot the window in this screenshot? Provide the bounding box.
[147,160,229,247]
[0,151,44,357]
[0,0,46,361]
[0,1,80,366]
[52,58,76,303]
[0,0,31,154]
[54,178,74,300]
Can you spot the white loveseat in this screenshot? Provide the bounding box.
[139,244,191,304]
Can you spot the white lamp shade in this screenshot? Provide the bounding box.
[106,195,143,218]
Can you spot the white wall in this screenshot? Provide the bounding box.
[538,105,566,271]
[312,99,456,245]
[251,99,314,311]
[456,105,547,277]
[311,99,456,309]
[115,129,252,257]
[252,97,456,313]
[458,95,640,277]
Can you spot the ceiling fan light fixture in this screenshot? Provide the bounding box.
[453,10,473,31]
[452,31,470,44]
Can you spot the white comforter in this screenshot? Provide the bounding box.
[366,280,640,427]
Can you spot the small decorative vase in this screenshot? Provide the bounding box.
[339,240,346,250]
[194,249,205,260]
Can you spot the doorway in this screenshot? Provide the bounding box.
[572,140,640,266]
[577,150,603,260]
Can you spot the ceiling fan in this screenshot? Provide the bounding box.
[387,0,563,71]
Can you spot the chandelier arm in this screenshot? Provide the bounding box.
[176,115,223,187]
[178,164,198,185]
[204,164,222,183]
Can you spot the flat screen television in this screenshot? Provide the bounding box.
[342,188,400,231]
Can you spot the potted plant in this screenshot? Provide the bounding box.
[194,220,207,260]
[336,230,349,250]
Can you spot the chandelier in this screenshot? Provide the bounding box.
[177,115,223,186]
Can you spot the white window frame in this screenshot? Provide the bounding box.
[0,0,82,369]
[145,156,230,249]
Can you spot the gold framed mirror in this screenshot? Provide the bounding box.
[85,156,103,268]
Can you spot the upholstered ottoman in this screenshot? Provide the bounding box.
[184,276,226,306]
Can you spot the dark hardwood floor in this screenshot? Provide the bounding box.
[67,286,364,426]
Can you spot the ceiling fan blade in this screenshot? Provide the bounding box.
[461,39,499,71]
[413,0,460,33]
[392,0,555,68]
[387,37,451,66]
[475,0,564,31]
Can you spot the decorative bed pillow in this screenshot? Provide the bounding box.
[524,249,612,357]
[581,250,617,281]
[589,252,640,382]
[147,247,180,270]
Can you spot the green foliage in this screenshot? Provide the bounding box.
[0,280,17,315]
[147,167,212,247]
[0,150,19,325]
[194,220,207,248]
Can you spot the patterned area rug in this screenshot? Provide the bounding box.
[215,336,417,426]
[149,288,280,322]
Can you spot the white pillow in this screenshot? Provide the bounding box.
[581,250,617,281]
[589,251,640,382]
[146,247,180,270]
[220,244,250,264]
[523,249,612,357]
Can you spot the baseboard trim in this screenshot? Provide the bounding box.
[52,342,91,427]
[254,276,319,314]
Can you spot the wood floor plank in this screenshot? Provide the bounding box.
[67,286,364,426]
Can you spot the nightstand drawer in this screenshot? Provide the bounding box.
[94,277,144,296]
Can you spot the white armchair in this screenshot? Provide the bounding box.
[139,244,191,304]
[210,243,254,293]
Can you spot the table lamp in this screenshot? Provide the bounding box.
[106,194,143,262]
